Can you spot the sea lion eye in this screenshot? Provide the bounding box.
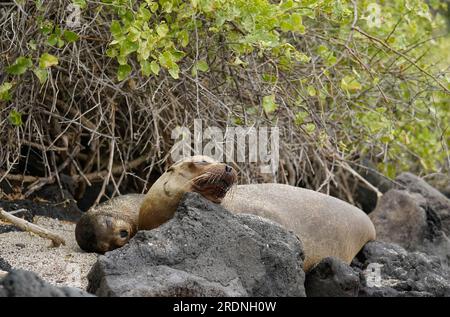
[119,230,128,238]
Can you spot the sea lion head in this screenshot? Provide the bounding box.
[138,155,238,231]
[75,213,135,253]
[75,194,144,253]
[165,155,238,203]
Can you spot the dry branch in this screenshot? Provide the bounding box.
[0,208,66,247]
[339,161,383,198]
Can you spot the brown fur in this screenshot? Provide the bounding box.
[138,156,237,230]
[222,184,376,271]
[75,194,144,253]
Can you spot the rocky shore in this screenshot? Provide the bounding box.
[1,172,449,297]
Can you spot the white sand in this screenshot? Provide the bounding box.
[0,216,98,290]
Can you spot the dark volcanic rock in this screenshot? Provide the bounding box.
[423,174,450,199]
[351,241,450,297]
[370,187,450,265]
[305,257,360,297]
[395,172,450,235]
[370,190,450,249]
[0,257,12,272]
[87,192,305,297]
[0,270,93,297]
[0,224,21,234]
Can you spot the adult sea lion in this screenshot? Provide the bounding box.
[221,184,376,271]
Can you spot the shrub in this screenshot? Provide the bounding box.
[0,0,448,202]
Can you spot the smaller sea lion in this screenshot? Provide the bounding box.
[75,194,144,253]
[75,156,237,252]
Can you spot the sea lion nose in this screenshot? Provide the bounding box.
[225,165,233,173]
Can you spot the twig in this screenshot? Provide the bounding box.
[0,208,66,247]
[353,27,450,94]
[0,154,148,184]
[21,140,68,152]
[7,208,27,215]
[339,161,383,198]
[93,103,116,206]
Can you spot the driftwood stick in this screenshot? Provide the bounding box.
[0,208,66,247]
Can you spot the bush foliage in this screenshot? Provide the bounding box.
[0,0,449,201]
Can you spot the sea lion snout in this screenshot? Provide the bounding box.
[191,162,237,203]
[138,156,238,231]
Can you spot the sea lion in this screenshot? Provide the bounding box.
[137,156,375,270]
[75,194,144,253]
[221,184,376,271]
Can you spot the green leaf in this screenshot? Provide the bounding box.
[106,47,118,58]
[73,0,87,9]
[305,123,316,133]
[9,109,23,127]
[325,54,337,67]
[293,51,310,63]
[317,45,328,55]
[150,60,160,75]
[156,23,169,37]
[262,94,278,113]
[307,86,316,97]
[40,20,53,35]
[140,60,152,77]
[33,67,48,84]
[196,60,209,72]
[168,64,180,79]
[47,34,58,46]
[0,82,13,101]
[117,64,132,81]
[295,111,308,126]
[341,75,362,93]
[179,30,189,47]
[6,57,32,75]
[148,1,159,13]
[63,30,79,43]
[27,40,37,51]
[120,39,139,56]
[39,53,59,69]
[262,73,277,83]
[57,38,65,48]
[110,20,122,38]
[159,51,175,69]
[280,13,305,34]
[290,13,305,34]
